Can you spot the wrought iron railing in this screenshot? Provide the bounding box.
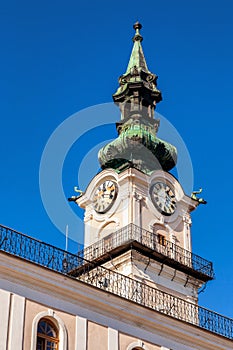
[0,224,232,340]
[0,225,84,273]
[78,223,214,279]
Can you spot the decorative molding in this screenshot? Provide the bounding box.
[98,220,119,238]
[108,328,118,350]
[0,254,231,350]
[8,294,25,350]
[84,212,93,222]
[127,340,149,350]
[0,289,11,349]
[182,215,192,225]
[133,191,144,202]
[75,316,87,350]
[30,309,67,350]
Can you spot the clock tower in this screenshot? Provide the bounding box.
[72,22,213,308]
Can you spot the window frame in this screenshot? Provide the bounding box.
[31,310,67,350]
[37,318,59,350]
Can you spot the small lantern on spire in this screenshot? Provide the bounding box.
[133,21,143,42]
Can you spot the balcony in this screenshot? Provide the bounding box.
[78,224,214,282]
[0,224,232,340]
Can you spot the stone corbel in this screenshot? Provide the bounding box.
[133,191,143,202]
[159,216,165,224]
[182,214,192,226]
[84,213,93,222]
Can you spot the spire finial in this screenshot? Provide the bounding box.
[133,21,143,42]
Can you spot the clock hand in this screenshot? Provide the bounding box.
[156,194,167,200]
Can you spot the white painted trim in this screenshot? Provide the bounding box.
[127,340,149,350]
[30,309,67,350]
[97,220,118,239]
[0,289,11,350]
[75,316,87,350]
[8,294,25,350]
[108,327,118,350]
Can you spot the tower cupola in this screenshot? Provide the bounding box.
[98,22,177,174]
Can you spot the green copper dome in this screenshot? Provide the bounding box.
[98,22,177,174]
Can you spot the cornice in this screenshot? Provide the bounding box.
[0,252,231,350]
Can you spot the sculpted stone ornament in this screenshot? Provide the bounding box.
[133,191,144,202]
[191,188,207,205]
[68,187,83,202]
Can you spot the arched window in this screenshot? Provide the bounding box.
[152,224,168,252]
[31,310,67,350]
[127,341,149,350]
[37,318,59,350]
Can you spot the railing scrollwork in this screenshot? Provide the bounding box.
[0,224,232,340]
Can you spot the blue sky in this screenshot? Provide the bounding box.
[1,0,233,318]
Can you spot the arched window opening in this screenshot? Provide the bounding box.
[127,341,149,350]
[37,318,59,350]
[153,224,168,252]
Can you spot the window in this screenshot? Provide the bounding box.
[127,342,149,350]
[37,318,59,350]
[158,234,166,246]
[31,310,67,350]
[152,224,168,251]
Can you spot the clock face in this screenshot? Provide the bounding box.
[93,180,118,213]
[150,182,176,216]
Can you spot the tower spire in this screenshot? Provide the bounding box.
[113,22,162,121]
[125,22,149,74]
[98,23,177,174]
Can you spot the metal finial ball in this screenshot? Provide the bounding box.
[133,22,142,31]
